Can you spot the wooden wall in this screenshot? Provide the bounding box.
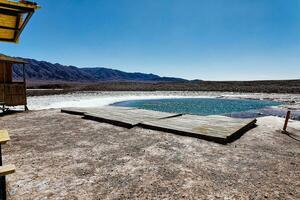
[0,83,26,106]
[0,61,12,83]
[0,61,26,106]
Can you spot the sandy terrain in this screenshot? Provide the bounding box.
[1,109,299,199]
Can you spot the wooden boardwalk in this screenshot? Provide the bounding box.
[61,106,256,144]
[61,106,134,116]
[140,115,256,144]
[62,107,181,128]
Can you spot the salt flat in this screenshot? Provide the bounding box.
[26,91,300,110]
[1,109,299,199]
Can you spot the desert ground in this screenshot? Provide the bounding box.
[27,79,300,95]
[1,111,300,199]
[1,92,300,199]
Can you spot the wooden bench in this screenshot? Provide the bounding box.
[0,130,15,200]
[0,130,9,145]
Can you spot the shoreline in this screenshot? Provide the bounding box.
[22,91,300,120]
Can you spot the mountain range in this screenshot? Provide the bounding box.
[13,58,186,83]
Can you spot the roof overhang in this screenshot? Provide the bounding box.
[0,0,40,43]
[0,53,27,64]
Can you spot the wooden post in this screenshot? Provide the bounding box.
[0,144,6,200]
[22,63,28,111]
[283,110,291,133]
[3,63,5,108]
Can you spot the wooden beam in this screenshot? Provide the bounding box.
[283,110,291,132]
[0,2,35,13]
[0,25,19,30]
[14,11,33,42]
[0,165,15,176]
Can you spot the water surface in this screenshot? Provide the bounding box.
[113,98,282,116]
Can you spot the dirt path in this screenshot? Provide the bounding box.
[0,110,299,199]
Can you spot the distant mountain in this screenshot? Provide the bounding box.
[13,58,187,82]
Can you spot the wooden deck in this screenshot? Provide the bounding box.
[61,106,256,144]
[140,115,256,144]
[61,106,134,116]
[62,107,181,128]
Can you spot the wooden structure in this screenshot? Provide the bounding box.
[0,0,40,43]
[282,110,291,133]
[62,106,257,144]
[0,0,40,111]
[0,54,28,111]
[0,130,16,200]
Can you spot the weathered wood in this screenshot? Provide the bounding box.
[0,165,15,176]
[0,0,40,43]
[0,130,9,144]
[62,107,257,144]
[0,0,40,10]
[0,83,26,106]
[140,115,257,144]
[61,106,135,116]
[83,107,181,128]
[0,54,26,64]
[0,56,27,108]
[0,62,12,83]
[283,110,291,132]
[62,107,181,128]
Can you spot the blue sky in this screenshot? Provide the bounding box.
[1,0,300,80]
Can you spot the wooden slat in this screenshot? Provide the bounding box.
[0,0,40,10]
[0,83,27,106]
[0,14,16,28]
[140,115,257,144]
[62,106,257,144]
[0,54,26,64]
[0,130,10,144]
[63,106,181,128]
[0,62,12,83]
[0,165,15,176]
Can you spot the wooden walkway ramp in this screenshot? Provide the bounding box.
[62,107,181,128]
[140,115,256,144]
[61,107,256,144]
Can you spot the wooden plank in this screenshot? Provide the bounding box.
[0,130,10,144]
[0,62,12,83]
[62,106,256,144]
[62,106,182,128]
[61,106,135,116]
[84,107,181,128]
[0,54,26,64]
[0,165,15,176]
[140,115,257,144]
[0,14,16,28]
[0,0,40,9]
[0,83,26,106]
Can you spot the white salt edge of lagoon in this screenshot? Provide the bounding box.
[27,94,218,110]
